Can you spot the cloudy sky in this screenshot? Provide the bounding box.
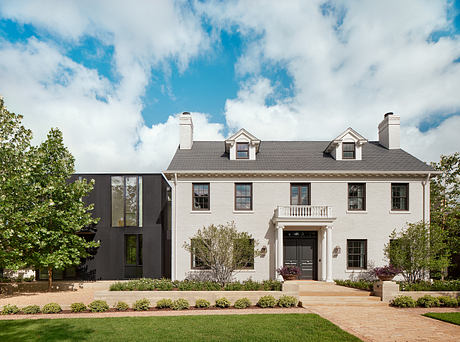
[0,0,459,172]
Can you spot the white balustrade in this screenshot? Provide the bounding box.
[275,205,333,218]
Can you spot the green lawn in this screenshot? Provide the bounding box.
[423,312,460,326]
[0,313,360,342]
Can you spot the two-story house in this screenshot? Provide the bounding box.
[164,112,435,281]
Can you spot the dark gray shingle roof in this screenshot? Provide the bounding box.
[166,141,434,172]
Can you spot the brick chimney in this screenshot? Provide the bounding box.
[179,112,193,149]
[378,112,400,149]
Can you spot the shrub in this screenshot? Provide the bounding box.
[257,295,276,308]
[88,300,109,312]
[234,297,251,309]
[70,302,87,313]
[263,280,282,291]
[243,279,261,291]
[156,298,173,309]
[390,296,416,308]
[23,276,35,282]
[416,295,440,308]
[195,299,211,308]
[22,305,41,314]
[224,282,244,291]
[114,301,129,311]
[171,298,189,310]
[437,296,458,307]
[399,280,460,291]
[277,295,297,308]
[42,303,62,314]
[133,298,150,311]
[1,304,20,315]
[334,279,375,291]
[215,297,231,308]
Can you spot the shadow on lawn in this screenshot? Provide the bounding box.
[0,319,94,342]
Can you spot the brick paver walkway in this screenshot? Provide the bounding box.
[309,305,460,342]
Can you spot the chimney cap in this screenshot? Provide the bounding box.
[182,111,191,115]
[384,112,394,118]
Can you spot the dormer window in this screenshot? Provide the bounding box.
[236,142,249,159]
[342,142,356,159]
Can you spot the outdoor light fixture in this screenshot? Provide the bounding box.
[260,245,267,256]
[333,245,341,257]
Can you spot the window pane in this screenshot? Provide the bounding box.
[138,235,143,265]
[138,177,143,227]
[347,240,366,269]
[236,184,251,196]
[125,176,138,226]
[125,235,137,265]
[111,176,124,227]
[291,186,299,205]
[236,197,251,209]
[300,186,309,204]
[193,183,209,210]
[236,143,249,158]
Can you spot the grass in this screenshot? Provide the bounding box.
[423,312,460,326]
[0,314,361,342]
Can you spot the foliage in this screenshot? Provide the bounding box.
[115,301,129,311]
[423,312,460,326]
[171,298,189,310]
[373,265,400,278]
[399,280,460,291]
[257,295,276,308]
[234,297,251,309]
[390,296,416,308]
[133,299,150,311]
[215,297,231,308]
[1,304,20,315]
[42,303,62,314]
[416,295,440,308]
[277,295,298,307]
[88,300,109,313]
[195,299,211,308]
[437,296,458,307]
[21,305,41,314]
[109,278,282,291]
[430,153,460,278]
[334,279,375,291]
[70,303,87,313]
[183,222,260,285]
[384,221,449,283]
[156,299,173,309]
[277,266,301,277]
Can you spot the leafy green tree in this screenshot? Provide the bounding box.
[25,129,99,290]
[183,222,260,285]
[385,221,450,283]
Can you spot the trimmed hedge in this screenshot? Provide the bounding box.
[416,295,440,308]
[334,279,375,291]
[390,296,416,308]
[399,280,460,291]
[391,294,459,308]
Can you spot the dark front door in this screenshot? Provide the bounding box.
[283,231,317,280]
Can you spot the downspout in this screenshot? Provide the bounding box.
[422,173,431,224]
[161,172,177,281]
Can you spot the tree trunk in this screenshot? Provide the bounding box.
[48,267,53,292]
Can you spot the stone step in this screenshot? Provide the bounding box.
[299,290,372,297]
[300,296,384,307]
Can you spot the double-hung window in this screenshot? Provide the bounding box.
[348,183,366,211]
[192,183,210,210]
[391,183,409,211]
[347,239,367,269]
[236,142,249,159]
[235,183,253,210]
[111,176,143,227]
[342,142,356,159]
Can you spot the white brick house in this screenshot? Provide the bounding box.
[164,112,435,282]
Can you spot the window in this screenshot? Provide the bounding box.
[111,176,143,227]
[290,183,311,205]
[191,239,210,269]
[347,239,367,269]
[342,142,356,159]
[192,183,210,210]
[234,239,255,269]
[348,183,366,211]
[236,142,249,159]
[391,183,409,211]
[235,183,253,210]
[125,234,143,278]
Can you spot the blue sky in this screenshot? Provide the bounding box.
[0,1,459,171]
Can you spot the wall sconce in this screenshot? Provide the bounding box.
[333,245,341,258]
[260,245,267,257]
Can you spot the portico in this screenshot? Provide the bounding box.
[273,205,336,282]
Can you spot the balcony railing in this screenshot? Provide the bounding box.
[275,205,333,219]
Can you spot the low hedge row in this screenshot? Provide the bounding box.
[0,296,298,314]
[399,280,460,291]
[391,295,460,308]
[334,279,375,291]
[109,278,282,291]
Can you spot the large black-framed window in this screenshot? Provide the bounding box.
[111,176,143,227]
[192,183,210,210]
[235,183,253,210]
[236,142,249,159]
[347,239,367,269]
[391,183,409,211]
[290,183,311,205]
[125,234,143,278]
[342,142,356,159]
[348,183,366,211]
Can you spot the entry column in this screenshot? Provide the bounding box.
[321,228,327,281]
[276,224,284,281]
[326,225,333,282]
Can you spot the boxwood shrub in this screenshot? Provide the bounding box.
[416,295,440,308]
[334,279,375,291]
[1,304,20,315]
[257,295,277,308]
[115,301,129,311]
[172,298,189,310]
[215,297,231,308]
[277,295,297,307]
[195,299,211,308]
[42,303,62,314]
[88,300,109,312]
[399,280,460,291]
[133,298,150,311]
[437,296,458,307]
[234,297,251,309]
[70,302,87,313]
[156,298,173,309]
[22,305,41,314]
[390,296,416,308]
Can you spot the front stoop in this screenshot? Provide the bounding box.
[284,281,386,307]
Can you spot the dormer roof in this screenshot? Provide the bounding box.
[225,128,261,154]
[324,127,368,153]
